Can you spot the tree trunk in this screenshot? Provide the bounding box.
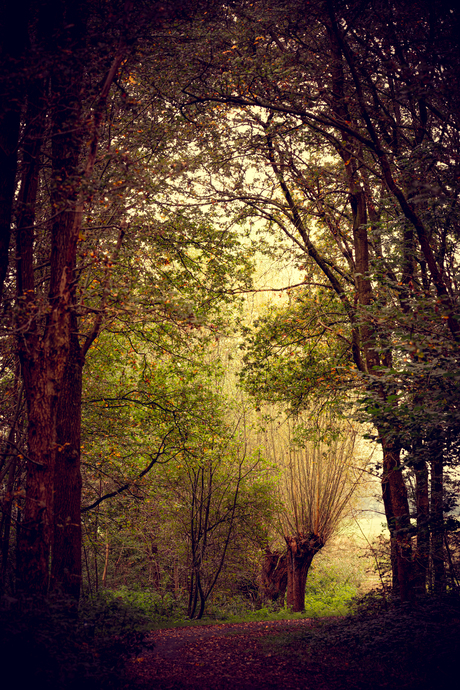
[102,538,109,588]
[14,3,86,595]
[381,439,413,602]
[0,454,19,593]
[285,534,322,613]
[197,575,207,620]
[50,325,83,599]
[18,345,68,595]
[16,109,81,597]
[259,548,287,605]
[444,534,459,593]
[431,454,445,594]
[174,560,180,598]
[188,570,198,619]
[414,458,429,595]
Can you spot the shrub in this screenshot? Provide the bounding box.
[302,545,365,616]
[0,592,150,689]
[295,594,460,689]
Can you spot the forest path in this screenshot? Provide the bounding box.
[124,618,342,689]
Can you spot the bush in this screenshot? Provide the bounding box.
[101,586,184,621]
[294,594,460,689]
[304,581,357,617]
[0,592,150,689]
[303,547,365,616]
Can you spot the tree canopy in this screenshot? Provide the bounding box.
[1,0,460,609]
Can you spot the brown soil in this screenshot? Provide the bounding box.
[123,618,353,689]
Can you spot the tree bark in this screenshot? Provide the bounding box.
[16,54,83,596]
[285,534,322,613]
[414,458,429,595]
[380,439,413,602]
[0,454,19,593]
[17,355,61,594]
[431,454,445,594]
[50,324,83,599]
[102,538,109,588]
[188,570,199,619]
[259,548,287,605]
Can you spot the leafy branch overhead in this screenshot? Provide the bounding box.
[1,0,460,615]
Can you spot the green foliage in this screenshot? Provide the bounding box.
[78,589,153,637]
[80,318,277,617]
[304,582,357,618]
[303,551,365,617]
[357,325,460,459]
[106,587,186,620]
[240,291,355,415]
[213,602,307,623]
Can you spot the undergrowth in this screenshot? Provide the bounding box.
[3,584,457,690]
[0,549,364,686]
[0,591,151,689]
[105,548,362,627]
[263,593,460,690]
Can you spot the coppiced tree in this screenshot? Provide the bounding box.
[150,0,460,601]
[3,0,459,609]
[281,431,361,612]
[259,411,363,613]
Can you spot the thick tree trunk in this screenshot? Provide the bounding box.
[16,75,82,596]
[381,440,413,602]
[50,325,83,599]
[13,74,59,596]
[285,534,322,613]
[259,548,287,605]
[17,355,61,594]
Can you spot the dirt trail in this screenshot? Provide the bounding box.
[151,618,315,656]
[125,618,331,689]
[124,605,460,690]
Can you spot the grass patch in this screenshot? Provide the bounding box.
[303,581,357,617]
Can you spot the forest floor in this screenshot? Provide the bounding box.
[124,618,340,689]
[122,613,447,690]
[2,597,458,689]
